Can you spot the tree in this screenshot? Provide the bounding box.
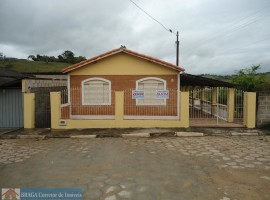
[36,54,42,61]
[0,52,4,60]
[231,65,264,91]
[61,50,75,63]
[75,56,86,63]
[28,55,36,61]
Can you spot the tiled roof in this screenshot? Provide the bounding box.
[62,47,185,73]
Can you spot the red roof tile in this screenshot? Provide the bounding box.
[62,47,185,73]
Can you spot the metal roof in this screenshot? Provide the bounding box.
[180,73,235,88]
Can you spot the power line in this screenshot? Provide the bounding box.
[218,37,270,55]
[183,5,270,56]
[129,0,175,35]
[128,0,181,65]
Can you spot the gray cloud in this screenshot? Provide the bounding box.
[0,0,270,74]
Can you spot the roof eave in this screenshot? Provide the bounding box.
[62,48,185,73]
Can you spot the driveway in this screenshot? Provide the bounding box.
[0,136,269,200]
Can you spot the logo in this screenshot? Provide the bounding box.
[2,188,20,200]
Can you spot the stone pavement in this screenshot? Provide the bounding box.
[0,136,270,200]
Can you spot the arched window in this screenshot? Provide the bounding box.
[136,77,166,105]
[82,78,111,105]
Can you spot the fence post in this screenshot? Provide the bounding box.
[24,93,35,128]
[180,91,189,128]
[227,88,235,122]
[50,92,61,129]
[115,91,124,126]
[243,92,256,128]
[211,87,217,116]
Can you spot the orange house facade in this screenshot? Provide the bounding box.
[48,47,190,129]
[62,47,184,119]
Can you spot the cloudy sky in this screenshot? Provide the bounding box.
[0,0,270,75]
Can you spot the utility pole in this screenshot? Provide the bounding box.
[176,31,179,66]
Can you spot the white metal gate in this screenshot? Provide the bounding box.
[189,87,244,127]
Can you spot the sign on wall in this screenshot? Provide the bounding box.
[132,90,144,99]
[156,90,169,99]
[132,90,169,99]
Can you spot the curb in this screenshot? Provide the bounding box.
[17,135,46,139]
[0,128,22,136]
[231,132,259,136]
[70,135,96,139]
[122,133,150,138]
[0,131,265,139]
[175,132,204,137]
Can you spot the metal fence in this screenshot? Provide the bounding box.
[60,88,68,105]
[60,87,115,119]
[234,89,244,123]
[60,88,180,120]
[124,89,179,119]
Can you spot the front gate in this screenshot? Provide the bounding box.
[35,91,51,128]
[0,88,24,128]
[31,87,66,128]
[189,87,244,127]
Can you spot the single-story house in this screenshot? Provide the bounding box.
[61,46,185,120]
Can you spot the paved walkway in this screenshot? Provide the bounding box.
[0,136,270,200]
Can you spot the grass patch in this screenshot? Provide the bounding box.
[0,60,70,73]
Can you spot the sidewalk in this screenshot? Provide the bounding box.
[0,127,269,139]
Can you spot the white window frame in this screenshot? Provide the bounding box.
[136,77,167,106]
[81,78,111,105]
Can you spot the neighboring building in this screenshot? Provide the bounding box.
[0,69,32,128]
[0,68,67,128]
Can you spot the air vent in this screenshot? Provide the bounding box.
[59,120,67,126]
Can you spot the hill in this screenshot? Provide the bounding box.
[199,72,270,82]
[0,59,70,73]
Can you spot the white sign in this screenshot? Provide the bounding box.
[156,90,169,99]
[132,90,144,99]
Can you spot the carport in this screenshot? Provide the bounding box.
[180,73,245,127]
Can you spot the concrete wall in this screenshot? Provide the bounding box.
[257,92,270,128]
[51,91,189,129]
[22,79,67,93]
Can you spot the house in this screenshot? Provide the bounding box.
[46,46,190,129]
[61,46,184,119]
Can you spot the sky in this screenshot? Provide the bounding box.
[0,0,270,75]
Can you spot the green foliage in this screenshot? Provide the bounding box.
[62,50,75,63]
[28,55,36,60]
[28,50,86,64]
[61,50,86,64]
[231,65,265,91]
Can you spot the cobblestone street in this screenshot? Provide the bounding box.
[0,136,270,200]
